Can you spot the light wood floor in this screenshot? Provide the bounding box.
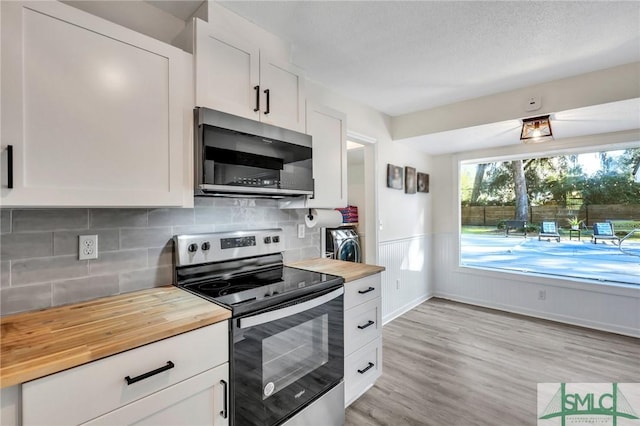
[345,298,640,426]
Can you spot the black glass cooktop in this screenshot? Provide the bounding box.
[179,266,343,316]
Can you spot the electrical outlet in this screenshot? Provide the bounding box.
[297,224,305,239]
[79,235,98,260]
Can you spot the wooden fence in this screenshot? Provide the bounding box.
[461,204,640,226]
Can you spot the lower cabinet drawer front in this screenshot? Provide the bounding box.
[345,336,382,406]
[344,274,381,310]
[344,298,381,356]
[23,321,229,426]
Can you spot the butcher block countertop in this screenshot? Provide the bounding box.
[287,258,385,282]
[0,286,230,388]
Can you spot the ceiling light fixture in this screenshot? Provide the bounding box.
[520,115,553,143]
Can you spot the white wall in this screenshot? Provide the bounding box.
[305,82,434,317]
[430,130,640,337]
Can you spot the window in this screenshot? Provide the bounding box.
[459,147,640,286]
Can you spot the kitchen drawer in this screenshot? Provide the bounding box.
[23,321,229,426]
[344,298,381,356]
[344,273,381,310]
[344,336,382,407]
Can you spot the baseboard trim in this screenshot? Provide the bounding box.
[382,294,433,325]
[434,292,640,338]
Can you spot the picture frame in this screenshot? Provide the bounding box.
[417,172,429,193]
[387,164,403,189]
[405,167,416,194]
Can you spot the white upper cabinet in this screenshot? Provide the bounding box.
[194,19,305,133]
[0,1,192,207]
[306,103,348,209]
[259,55,306,133]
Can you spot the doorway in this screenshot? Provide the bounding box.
[346,132,378,264]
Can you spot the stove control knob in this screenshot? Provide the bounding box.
[264,236,272,244]
[201,242,211,251]
[187,243,198,253]
[272,235,280,243]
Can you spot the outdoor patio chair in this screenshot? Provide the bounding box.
[591,222,621,245]
[539,221,560,242]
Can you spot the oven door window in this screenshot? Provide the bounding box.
[232,288,343,426]
[263,313,329,399]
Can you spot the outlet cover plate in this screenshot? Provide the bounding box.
[79,235,98,260]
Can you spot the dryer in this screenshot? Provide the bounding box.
[325,226,361,263]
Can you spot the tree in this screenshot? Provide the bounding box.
[470,163,487,205]
[511,160,528,221]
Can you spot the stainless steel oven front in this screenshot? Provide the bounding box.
[231,286,344,426]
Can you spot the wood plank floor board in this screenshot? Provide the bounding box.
[345,298,639,426]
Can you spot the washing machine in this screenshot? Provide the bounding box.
[325,226,362,263]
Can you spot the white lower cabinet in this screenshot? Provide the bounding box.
[22,322,229,426]
[343,273,382,407]
[81,363,228,426]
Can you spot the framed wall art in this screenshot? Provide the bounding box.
[405,167,416,194]
[387,164,403,189]
[417,172,429,193]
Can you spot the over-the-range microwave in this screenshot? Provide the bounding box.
[194,107,314,198]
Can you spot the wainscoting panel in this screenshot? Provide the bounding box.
[378,235,432,324]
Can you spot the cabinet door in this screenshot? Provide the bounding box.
[82,363,229,426]
[306,103,347,208]
[260,55,306,133]
[0,1,189,207]
[195,18,260,120]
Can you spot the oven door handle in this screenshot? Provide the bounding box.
[239,287,343,329]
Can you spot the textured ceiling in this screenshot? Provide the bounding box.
[219,1,640,117]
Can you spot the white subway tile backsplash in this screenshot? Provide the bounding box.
[12,256,89,286]
[148,208,195,226]
[1,283,52,315]
[119,266,172,293]
[90,209,148,229]
[12,209,88,232]
[53,229,120,256]
[0,202,316,315]
[1,210,11,234]
[52,275,119,306]
[1,232,54,260]
[148,246,173,267]
[1,261,10,288]
[120,227,173,250]
[89,249,148,275]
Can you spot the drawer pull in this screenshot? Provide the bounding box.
[220,379,228,419]
[357,362,375,374]
[6,145,13,189]
[358,287,375,294]
[125,361,175,385]
[357,320,375,330]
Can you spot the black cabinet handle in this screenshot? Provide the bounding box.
[6,145,13,189]
[357,362,374,374]
[357,320,375,330]
[124,361,174,385]
[254,85,260,112]
[358,287,375,295]
[220,379,228,419]
[264,89,270,115]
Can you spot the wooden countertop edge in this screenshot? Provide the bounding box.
[286,258,385,282]
[0,287,230,388]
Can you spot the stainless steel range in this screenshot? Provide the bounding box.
[174,229,345,426]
